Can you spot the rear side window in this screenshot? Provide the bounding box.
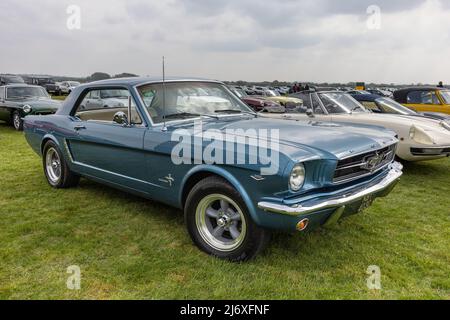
[407,91,440,104]
[74,88,143,125]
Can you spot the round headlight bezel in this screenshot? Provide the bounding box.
[23,105,32,113]
[289,163,306,192]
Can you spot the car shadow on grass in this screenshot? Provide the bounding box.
[400,159,447,177]
[78,178,183,218]
[78,177,368,271]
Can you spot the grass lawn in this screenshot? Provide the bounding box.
[0,122,449,300]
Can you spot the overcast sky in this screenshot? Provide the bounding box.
[1,0,449,83]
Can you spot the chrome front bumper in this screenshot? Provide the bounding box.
[258,162,403,216]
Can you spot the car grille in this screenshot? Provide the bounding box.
[333,144,396,183]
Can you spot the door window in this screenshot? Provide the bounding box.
[74,88,143,125]
[407,91,440,104]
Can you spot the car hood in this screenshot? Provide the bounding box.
[171,116,397,161]
[342,112,450,134]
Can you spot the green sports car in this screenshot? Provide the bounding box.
[0,84,61,130]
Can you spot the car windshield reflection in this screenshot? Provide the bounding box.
[319,93,366,114]
[137,82,255,123]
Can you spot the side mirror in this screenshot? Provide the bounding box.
[306,108,315,118]
[113,111,129,126]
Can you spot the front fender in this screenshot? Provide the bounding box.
[180,165,261,225]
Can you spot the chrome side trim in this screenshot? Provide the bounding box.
[258,162,403,216]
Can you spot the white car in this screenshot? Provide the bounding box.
[262,91,450,162]
[59,81,81,94]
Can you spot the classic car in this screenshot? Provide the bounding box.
[393,87,450,115]
[59,81,81,95]
[257,89,303,108]
[262,91,450,161]
[0,74,25,85]
[351,93,450,122]
[0,84,61,130]
[23,75,61,95]
[23,77,402,261]
[228,86,281,111]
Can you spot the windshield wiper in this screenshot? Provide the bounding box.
[214,109,257,117]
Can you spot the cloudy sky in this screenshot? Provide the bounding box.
[1,0,449,83]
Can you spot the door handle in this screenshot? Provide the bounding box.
[74,125,86,131]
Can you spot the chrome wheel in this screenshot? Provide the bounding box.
[195,194,246,252]
[13,112,21,130]
[45,147,62,183]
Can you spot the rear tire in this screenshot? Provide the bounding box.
[184,176,271,262]
[42,140,80,188]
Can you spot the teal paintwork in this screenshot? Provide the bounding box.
[23,77,399,231]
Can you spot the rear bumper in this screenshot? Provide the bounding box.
[258,162,403,216]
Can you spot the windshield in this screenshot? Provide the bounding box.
[439,90,450,104]
[6,86,49,99]
[229,87,247,98]
[137,82,254,123]
[319,92,366,114]
[375,97,417,115]
[265,90,280,97]
[68,81,80,86]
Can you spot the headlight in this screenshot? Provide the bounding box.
[289,163,306,191]
[409,125,434,145]
[23,105,32,113]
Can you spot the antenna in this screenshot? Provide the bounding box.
[162,56,167,132]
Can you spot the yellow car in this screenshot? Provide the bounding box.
[393,87,450,115]
[258,89,303,108]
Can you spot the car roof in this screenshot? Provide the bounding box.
[84,76,222,87]
[395,86,444,93]
[393,86,447,103]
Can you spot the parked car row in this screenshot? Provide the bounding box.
[1,76,448,262]
[0,74,80,95]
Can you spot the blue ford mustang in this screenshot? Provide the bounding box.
[23,77,403,261]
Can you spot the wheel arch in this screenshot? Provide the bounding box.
[179,166,258,223]
[40,134,62,156]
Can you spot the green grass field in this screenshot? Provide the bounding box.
[0,122,449,300]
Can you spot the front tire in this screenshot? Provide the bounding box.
[43,141,80,188]
[184,176,270,262]
[12,111,23,131]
